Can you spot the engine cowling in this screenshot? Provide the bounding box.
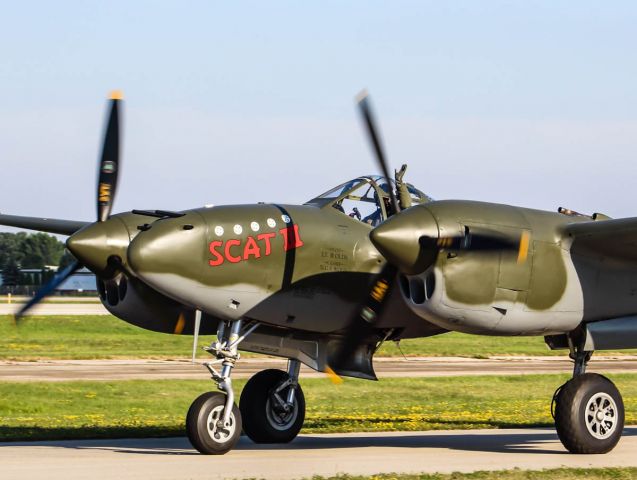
[371,200,584,336]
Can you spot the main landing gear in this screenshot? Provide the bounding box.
[186,318,306,455]
[553,346,625,454]
[240,363,305,443]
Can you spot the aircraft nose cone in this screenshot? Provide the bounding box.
[66,217,131,275]
[127,212,206,299]
[370,205,440,274]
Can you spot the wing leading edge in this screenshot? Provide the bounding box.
[0,214,88,236]
[565,217,637,262]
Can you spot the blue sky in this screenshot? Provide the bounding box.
[1,1,637,231]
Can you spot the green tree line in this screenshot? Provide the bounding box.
[0,232,74,286]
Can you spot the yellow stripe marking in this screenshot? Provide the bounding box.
[370,278,389,302]
[437,237,452,248]
[174,313,186,334]
[98,183,111,202]
[110,90,124,100]
[517,231,530,264]
[325,366,343,384]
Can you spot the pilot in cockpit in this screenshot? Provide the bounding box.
[361,184,394,226]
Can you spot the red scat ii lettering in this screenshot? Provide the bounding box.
[207,226,304,267]
[243,236,261,260]
[257,232,276,255]
[279,225,304,251]
[224,239,242,263]
[209,241,224,266]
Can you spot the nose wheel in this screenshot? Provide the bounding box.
[186,317,258,455]
[186,392,242,455]
[240,364,306,443]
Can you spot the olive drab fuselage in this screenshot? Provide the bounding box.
[126,202,386,333]
[87,176,637,349]
[4,172,637,373]
[10,168,624,372]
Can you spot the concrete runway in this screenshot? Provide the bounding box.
[1,356,636,381]
[1,428,636,480]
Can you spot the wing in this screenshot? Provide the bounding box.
[0,214,88,236]
[565,217,637,262]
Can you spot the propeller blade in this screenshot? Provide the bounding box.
[425,230,521,253]
[14,260,83,321]
[97,91,122,222]
[328,262,398,380]
[328,92,413,380]
[356,90,400,215]
[413,230,527,275]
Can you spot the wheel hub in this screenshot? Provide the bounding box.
[585,392,618,440]
[206,405,236,442]
[266,394,298,431]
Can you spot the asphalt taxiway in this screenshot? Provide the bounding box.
[1,428,636,480]
[1,356,636,381]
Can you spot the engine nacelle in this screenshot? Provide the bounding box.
[394,201,585,336]
[97,275,220,335]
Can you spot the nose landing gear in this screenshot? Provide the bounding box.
[186,391,242,455]
[186,318,258,455]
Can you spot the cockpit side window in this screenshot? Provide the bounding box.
[313,180,360,201]
[306,176,433,225]
[330,180,388,226]
[407,184,433,204]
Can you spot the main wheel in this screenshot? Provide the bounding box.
[186,391,242,455]
[240,369,305,443]
[554,373,624,454]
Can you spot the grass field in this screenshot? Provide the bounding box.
[3,315,637,360]
[0,315,206,360]
[0,373,636,441]
[313,469,637,480]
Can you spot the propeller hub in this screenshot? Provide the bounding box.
[66,217,131,277]
[370,205,440,275]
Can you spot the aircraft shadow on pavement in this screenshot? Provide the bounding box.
[2,428,636,456]
[283,427,637,455]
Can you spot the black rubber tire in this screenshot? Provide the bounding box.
[240,369,305,444]
[554,373,624,454]
[186,391,242,455]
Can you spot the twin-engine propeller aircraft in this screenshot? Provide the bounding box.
[2,90,636,455]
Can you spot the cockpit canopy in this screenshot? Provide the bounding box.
[305,176,432,226]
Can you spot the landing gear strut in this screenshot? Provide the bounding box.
[553,341,625,454]
[240,359,306,443]
[186,318,258,455]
